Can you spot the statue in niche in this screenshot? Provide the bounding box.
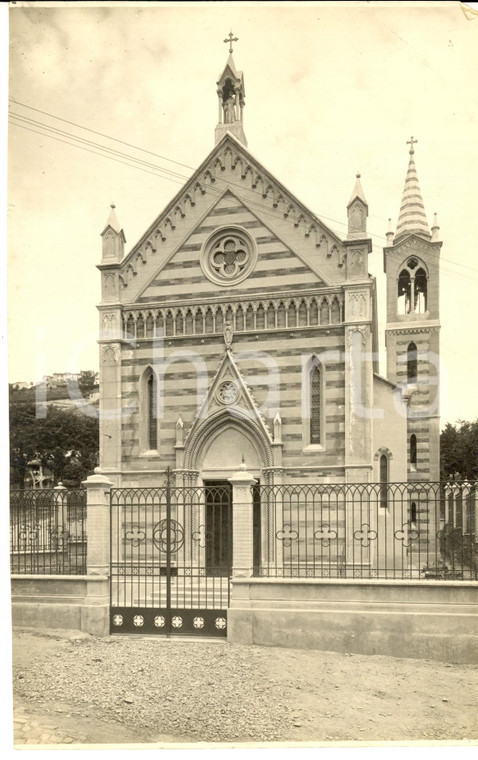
[224,320,233,349]
[224,95,236,123]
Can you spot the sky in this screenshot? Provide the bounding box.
[6,1,478,429]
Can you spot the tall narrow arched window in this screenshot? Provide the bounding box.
[410,434,417,468]
[414,268,427,313]
[380,454,388,508]
[397,269,411,314]
[310,366,321,444]
[147,373,157,451]
[407,342,418,383]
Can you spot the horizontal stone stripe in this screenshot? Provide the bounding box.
[138,280,324,303]
[138,266,318,296]
[158,249,306,278]
[198,219,263,233]
[208,205,249,216]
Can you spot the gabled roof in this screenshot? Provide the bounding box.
[119,131,344,274]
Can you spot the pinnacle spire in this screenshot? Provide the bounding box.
[104,203,123,235]
[394,138,430,243]
[348,171,368,208]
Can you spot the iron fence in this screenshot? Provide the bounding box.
[254,481,478,580]
[110,482,231,636]
[10,488,87,574]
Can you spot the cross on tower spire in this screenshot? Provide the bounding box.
[224,31,238,54]
[407,136,418,154]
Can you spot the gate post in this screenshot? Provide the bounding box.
[81,467,113,635]
[229,463,257,578]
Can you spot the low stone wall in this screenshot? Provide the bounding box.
[11,575,110,636]
[228,578,478,663]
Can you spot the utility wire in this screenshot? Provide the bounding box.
[9,96,195,171]
[9,104,478,281]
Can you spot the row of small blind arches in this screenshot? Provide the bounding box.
[124,298,343,339]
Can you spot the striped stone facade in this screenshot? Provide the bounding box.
[97,131,402,488]
[96,128,440,494]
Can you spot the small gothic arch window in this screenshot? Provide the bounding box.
[195,309,204,334]
[310,365,321,444]
[298,300,307,327]
[320,298,329,325]
[215,308,224,333]
[146,313,154,338]
[407,342,418,383]
[205,308,214,334]
[410,501,417,526]
[414,268,427,313]
[331,297,341,324]
[309,299,318,326]
[175,311,184,335]
[136,313,145,339]
[288,301,297,327]
[246,304,254,330]
[256,304,265,330]
[267,303,275,329]
[235,305,244,331]
[156,311,164,336]
[410,434,417,468]
[277,302,286,328]
[185,310,194,334]
[126,314,135,340]
[165,311,174,336]
[380,454,389,509]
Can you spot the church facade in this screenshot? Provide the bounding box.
[97,47,441,494]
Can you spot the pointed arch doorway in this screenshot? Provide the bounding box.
[190,413,269,577]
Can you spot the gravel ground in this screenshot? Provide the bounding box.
[12,628,478,745]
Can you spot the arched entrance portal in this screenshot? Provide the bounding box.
[184,410,273,575]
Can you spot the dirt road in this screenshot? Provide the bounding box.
[11,628,478,746]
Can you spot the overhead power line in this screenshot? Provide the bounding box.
[9,99,478,281]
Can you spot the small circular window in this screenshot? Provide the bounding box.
[201,227,257,286]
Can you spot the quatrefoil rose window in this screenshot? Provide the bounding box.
[202,227,256,286]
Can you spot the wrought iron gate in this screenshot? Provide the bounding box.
[110,473,232,637]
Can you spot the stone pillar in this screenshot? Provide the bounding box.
[81,467,113,635]
[229,463,257,578]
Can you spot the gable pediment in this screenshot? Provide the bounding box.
[181,348,274,470]
[116,133,349,301]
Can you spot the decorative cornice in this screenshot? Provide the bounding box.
[386,325,440,335]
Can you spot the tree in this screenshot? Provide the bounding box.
[10,402,99,488]
[78,370,99,394]
[440,420,478,481]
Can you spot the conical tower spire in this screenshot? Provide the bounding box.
[394,137,430,243]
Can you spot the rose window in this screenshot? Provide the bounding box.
[201,227,256,286]
[212,237,248,278]
[217,380,239,405]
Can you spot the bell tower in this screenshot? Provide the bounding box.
[383,138,442,482]
[215,32,247,147]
